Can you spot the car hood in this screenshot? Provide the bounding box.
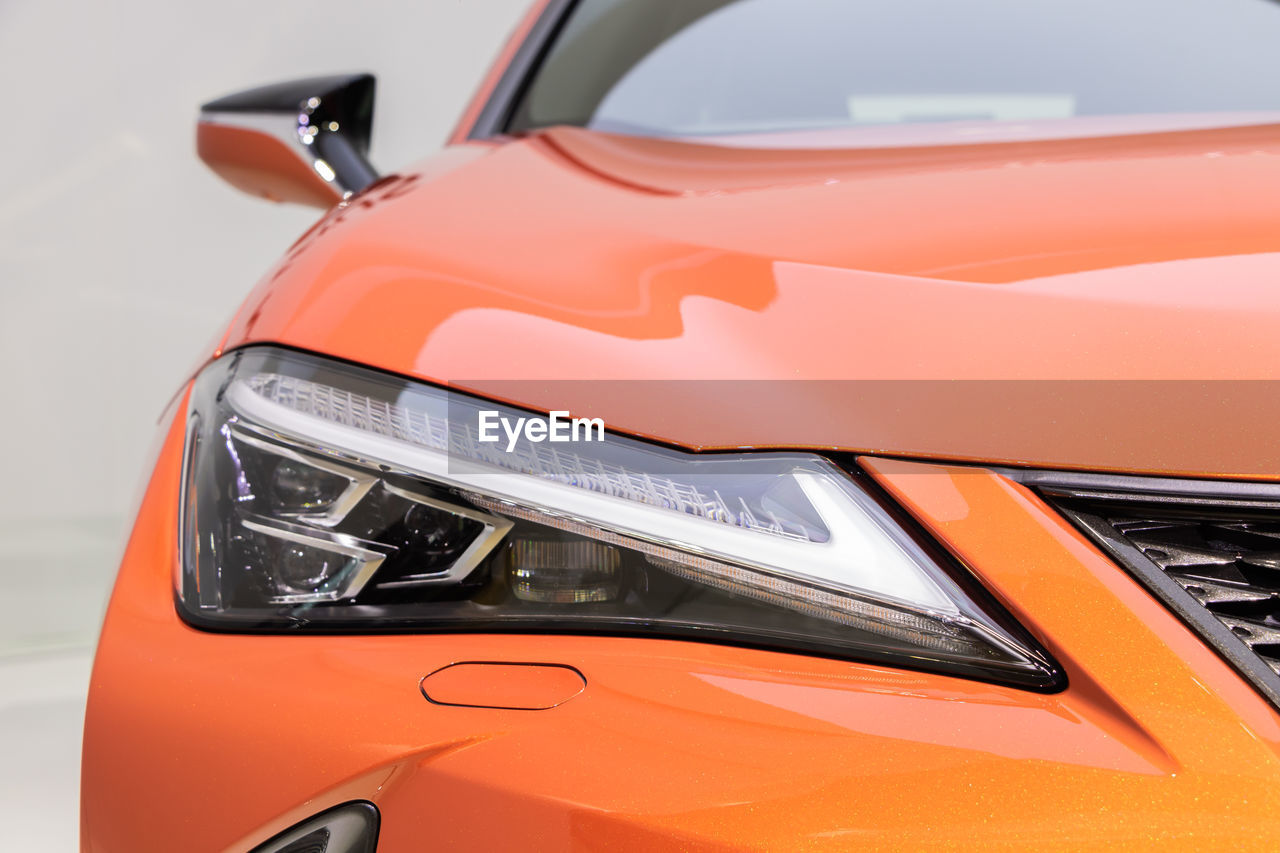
[222,121,1280,479]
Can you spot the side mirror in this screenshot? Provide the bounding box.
[197,74,379,208]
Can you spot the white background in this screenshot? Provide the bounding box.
[0,0,530,847]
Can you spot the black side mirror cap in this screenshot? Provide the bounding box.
[197,74,379,208]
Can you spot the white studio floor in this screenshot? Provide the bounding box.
[0,519,121,851]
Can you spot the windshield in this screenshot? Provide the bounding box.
[508,0,1280,143]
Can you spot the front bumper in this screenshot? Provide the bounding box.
[81,405,1280,851]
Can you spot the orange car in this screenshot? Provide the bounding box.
[82,1,1280,850]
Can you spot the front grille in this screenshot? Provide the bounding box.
[1109,517,1280,672]
[1015,469,1280,710]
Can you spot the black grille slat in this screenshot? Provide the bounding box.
[1169,575,1273,606]
[1109,514,1280,647]
[1218,615,1280,647]
[1124,534,1239,570]
[1242,553,1280,572]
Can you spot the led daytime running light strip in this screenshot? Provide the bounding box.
[247,373,817,542]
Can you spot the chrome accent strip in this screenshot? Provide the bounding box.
[229,424,377,528]
[375,483,513,589]
[241,517,387,604]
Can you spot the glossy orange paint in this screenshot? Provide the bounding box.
[215,116,1280,479]
[196,121,340,208]
[82,401,1280,850]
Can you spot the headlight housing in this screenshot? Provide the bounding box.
[179,347,1062,689]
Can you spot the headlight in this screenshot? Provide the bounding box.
[179,347,1062,689]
